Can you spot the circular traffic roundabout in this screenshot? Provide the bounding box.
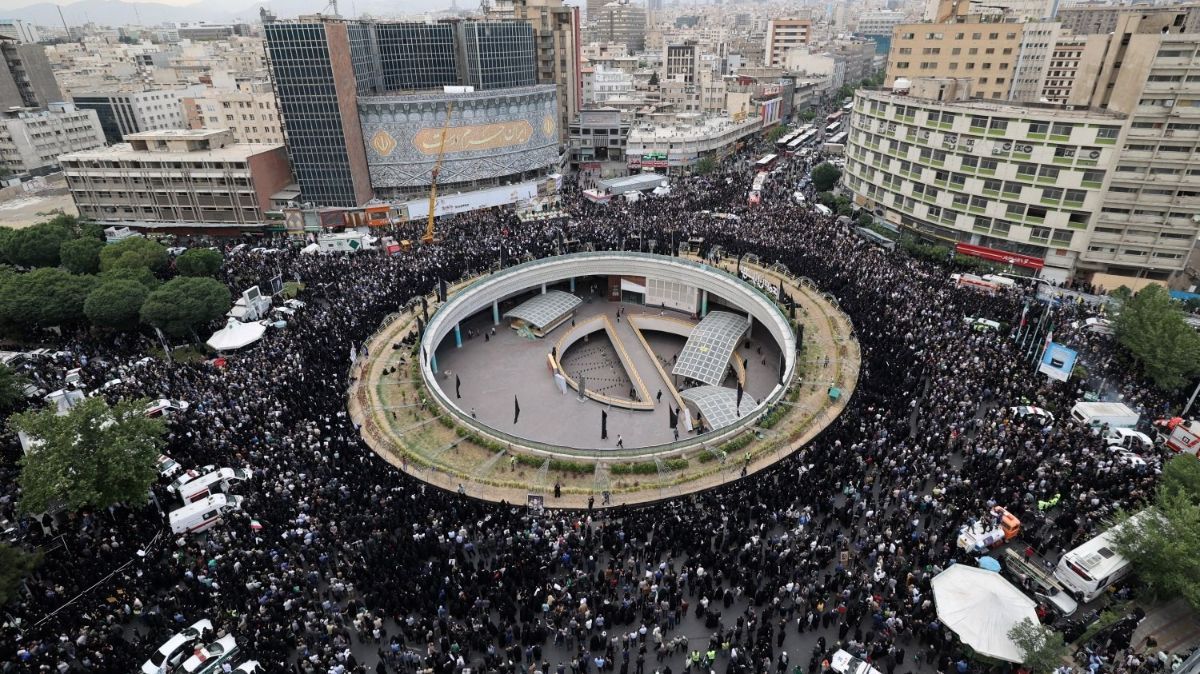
[348,251,860,507]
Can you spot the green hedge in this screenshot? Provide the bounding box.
[759,404,788,430]
[611,458,688,475]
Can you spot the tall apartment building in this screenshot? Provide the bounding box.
[844,83,1123,281]
[856,11,908,37]
[886,22,1023,100]
[1006,21,1064,103]
[765,18,813,68]
[61,128,293,230]
[588,1,648,54]
[499,0,580,144]
[71,87,202,144]
[0,103,105,176]
[183,87,282,145]
[264,16,547,207]
[665,41,701,86]
[1056,4,1200,36]
[0,37,62,110]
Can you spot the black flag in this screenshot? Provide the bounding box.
[417,317,425,336]
[438,278,448,303]
[736,380,744,414]
[796,324,804,351]
[421,345,426,366]
[668,406,677,429]
[777,280,785,303]
[513,395,520,424]
[778,355,786,384]
[736,252,744,276]
[455,374,461,399]
[601,410,608,439]
[421,296,428,323]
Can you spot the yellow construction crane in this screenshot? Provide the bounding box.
[422,102,454,244]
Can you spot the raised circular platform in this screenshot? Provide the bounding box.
[348,252,860,507]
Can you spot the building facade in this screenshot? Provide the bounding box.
[497,0,580,144]
[71,88,199,144]
[626,115,762,172]
[844,87,1124,281]
[568,106,629,177]
[183,87,282,145]
[588,1,647,55]
[61,128,293,230]
[264,15,546,207]
[0,37,62,110]
[886,23,1023,100]
[765,18,813,68]
[0,103,105,176]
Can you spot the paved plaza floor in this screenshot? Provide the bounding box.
[431,288,783,451]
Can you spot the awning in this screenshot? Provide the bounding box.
[955,243,1044,270]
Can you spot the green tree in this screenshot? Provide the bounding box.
[59,237,104,274]
[766,125,788,143]
[84,280,150,330]
[0,362,28,413]
[856,212,874,227]
[1114,284,1200,390]
[1112,457,1200,609]
[2,222,75,268]
[101,265,160,290]
[0,543,41,606]
[9,396,166,513]
[798,108,817,122]
[811,162,842,192]
[1008,618,1068,674]
[694,156,717,175]
[140,276,231,338]
[648,71,660,87]
[99,236,168,273]
[174,248,223,278]
[0,268,98,332]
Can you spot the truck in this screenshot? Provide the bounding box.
[169,494,244,535]
[1054,511,1154,602]
[177,467,251,503]
[1158,418,1200,456]
[957,506,1021,553]
[317,231,378,253]
[1070,402,1139,430]
[1000,547,1078,617]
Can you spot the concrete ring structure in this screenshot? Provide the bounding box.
[350,252,860,507]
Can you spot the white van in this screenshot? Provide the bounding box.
[981,274,1017,290]
[169,494,244,535]
[1104,427,1154,452]
[1053,511,1154,602]
[1071,402,1139,430]
[177,467,251,503]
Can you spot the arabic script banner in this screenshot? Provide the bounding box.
[411,120,535,156]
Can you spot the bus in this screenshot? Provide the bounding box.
[826,131,849,146]
[842,101,854,112]
[775,130,800,150]
[826,110,844,124]
[754,154,779,172]
[825,121,842,134]
[786,136,807,154]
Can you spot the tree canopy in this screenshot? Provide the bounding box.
[9,396,166,513]
[99,236,168,273]
[1,222,74,268]
[0,268,99,332]
[59,237,105,275]
[140,276,232,338]
[84,279,151,330]
[811,162,842,192]
[174,248,224,278]
[1114,284,1200,390]
[1112,456,1200,610]
[0,362,27,413]
[1008,617,1068,674]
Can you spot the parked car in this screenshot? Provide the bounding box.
[140,618,213,674]
[182,634,238,673]
[145,399,190,418]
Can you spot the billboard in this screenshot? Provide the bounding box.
[359,85,560,190]
[403,180,540,219]
[1038,342,1078,382]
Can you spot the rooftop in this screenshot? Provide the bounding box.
[862,88,1126,120]
[60,142,284,163]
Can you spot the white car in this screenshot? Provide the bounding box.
[167,247,188,256]
[182,634,238,673]
[1108,446,1148,468]
[1104,427,1154,452]
[233,662,261,673]
[1010,406,1054,425]
[157,455,182,479]
[168,465,217,494]
[146,399,190,418]
[140,618,213,674]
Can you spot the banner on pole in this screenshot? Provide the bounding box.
[1038,342,1078,382]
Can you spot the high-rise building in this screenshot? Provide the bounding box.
[0,19,39,44]
[0,37,61,110]
[71,88,200,144]
[588,1,647,55]
[265,16,551,208]
[856,11,907,37]
[500,0,580,144]
[0,103,105,176]
[886,22,1024,101]
[765,18,813,68]
[183,87,283,145]
[844,82,1123,282]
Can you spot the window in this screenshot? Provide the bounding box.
[1028,122,1049,135]
[952,47,962,55]
[989,119,1008,132]
[899,47,912,54]
[1064,189,1086,203]
[1051,230,1074,245]
[1038,166,1060,180]
[1042,187,1063,200]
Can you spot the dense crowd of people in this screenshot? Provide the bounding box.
[0,130,1187,674]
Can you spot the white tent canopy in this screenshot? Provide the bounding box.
[206,319,266,352]
[931,564,1039,663]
